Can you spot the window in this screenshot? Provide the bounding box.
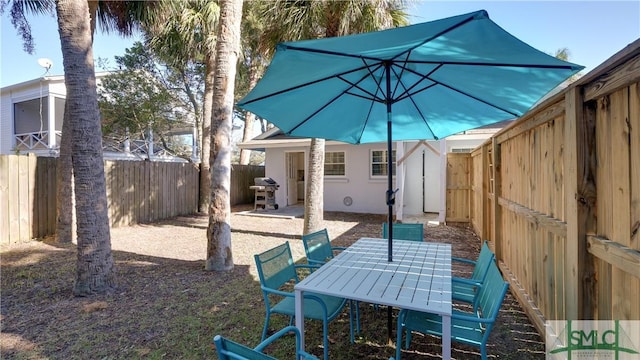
[451,148,473,153]
[371,150,396,177]
[324,151,345,176]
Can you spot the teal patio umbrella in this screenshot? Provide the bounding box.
[237,10,582,262]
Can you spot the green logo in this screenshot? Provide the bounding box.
[547,320,640,359]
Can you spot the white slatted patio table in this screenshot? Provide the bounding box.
[294,238,452,359]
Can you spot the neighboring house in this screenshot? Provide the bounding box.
[0,74,197,161]
[1,75,66,157]
[238,123,507,221]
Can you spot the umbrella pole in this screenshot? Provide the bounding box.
[384,61,394,346]
[387,113,394,346]
[387,115,393,263]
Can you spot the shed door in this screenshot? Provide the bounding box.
[423,147,441,213]
[286,152,304,205]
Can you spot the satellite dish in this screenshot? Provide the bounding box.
[37,58,53,71]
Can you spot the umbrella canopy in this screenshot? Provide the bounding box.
[237,10,583,261]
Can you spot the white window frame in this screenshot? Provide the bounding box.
[370,149,396,178]
[324,151,346,177]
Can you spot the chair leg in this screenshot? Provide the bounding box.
[348,300,361,339]
[261,311,271,342]
[396,310,408,360]
[395,326,403,360]
[322,319,329,360]
[349,301,355,343]
[355,301,361,335]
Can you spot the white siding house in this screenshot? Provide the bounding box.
[1,75,67,156]
[1,74,197,161]
[239,125,505,221]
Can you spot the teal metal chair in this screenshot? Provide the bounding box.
[213,325,318,360]
[254,242,354,360]
[395,262,509,360]
[301,228,360,335]
[301,228,346,268]
[382,223,424,242]
[451,240,495,305]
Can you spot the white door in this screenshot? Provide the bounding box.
[423,146,441,213]
[286,152,303,205]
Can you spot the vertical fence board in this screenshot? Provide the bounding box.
[630,82,640,319]
[142,161,149,221]
[35,156,46,236]
[18,155,30,241]
[0,156,9,244]
[150,162,157,221]
[27,155,37,238]
[609,88,634,320]
[596,96,614,319]
[8,156,20,243]
[50,158,57,234]
[124,160,132,225]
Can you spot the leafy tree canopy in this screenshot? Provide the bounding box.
[98,41,203,157]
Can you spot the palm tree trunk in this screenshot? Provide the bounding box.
[56,0,115,295]
[55,100,74,243]
[303,138,325,234]
[56,0,101,244]
[206,0,243,271]
[239,110,255,164]
[239,61,262,165]
[199,53,215,213]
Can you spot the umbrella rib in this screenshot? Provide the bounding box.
[288,62,385,135]
[239,64,378,106]
[279,11,480,64]
[281,43,385,63]
[355,93,379,144]
[287,92,344,134]
[351,59,388,142]
[343,90,385,103]
[388,11,481,62]
[427,76,522,117]
[404,59,580,70]
[387,63,439,139]
[387,62,442,103]
[388,52,412,101]
[338,61,386,103]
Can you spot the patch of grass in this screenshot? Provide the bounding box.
[1,213,545,360]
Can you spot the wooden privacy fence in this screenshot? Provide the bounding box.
[1,155,264,244]
[446,153,472,223]
[231,164,266,206]
[469,40,640,332]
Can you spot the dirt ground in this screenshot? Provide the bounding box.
[1,205,546,359]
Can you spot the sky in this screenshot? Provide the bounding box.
[1,1,639,88]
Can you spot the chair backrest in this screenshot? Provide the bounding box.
[214,326,318,360]
[382,223,424,242]
[474,262,509,336]
[254,242,298,291]
[213,335,277,360]
[302,228,333,265]
[470,241,496,281]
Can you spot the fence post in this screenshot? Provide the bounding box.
[491,137,503,261]
[564,87,597,320]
